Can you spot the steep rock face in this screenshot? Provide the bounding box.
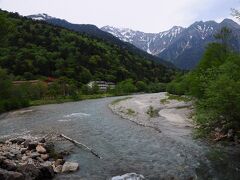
[102,19,240,69]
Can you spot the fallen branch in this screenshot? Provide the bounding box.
[59,134,102,159]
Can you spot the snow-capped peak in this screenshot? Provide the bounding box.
[101,25,185,55]
[27,13,54,21]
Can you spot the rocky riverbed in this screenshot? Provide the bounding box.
[0,136,79,179]
[109,92,194,137]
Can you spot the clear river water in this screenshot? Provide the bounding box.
[0,96,239,180]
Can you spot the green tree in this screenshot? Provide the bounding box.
[214,27,232,52]
[136,81,148,92]
[114,79,137,95]
[0,68,11,99]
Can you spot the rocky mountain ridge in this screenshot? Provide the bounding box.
[102,19,240,69]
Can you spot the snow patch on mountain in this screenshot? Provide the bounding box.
[28,13,53,21]
[101,25,184,55]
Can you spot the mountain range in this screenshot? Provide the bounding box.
[27,14,172,67]
[28,14,240,70]
[102,19,240,69]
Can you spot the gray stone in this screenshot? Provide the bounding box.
[39,138,46,143]
[30,152,40,159]
[23,139,31,148]
[4,152,15,160]
[40,161,52,167]
[17,164,41,180]
[0,155,6,163]
[10,149,21,155]
[27,141,38,150]
[36,157,44,163]
[53,165,62,173]
[39,165,55,179]
[54,159,65,166]
[27,158,35,165]
[40,154,49,161]
[62,162,79,173]
[10,138,25,145]
[1,159,17,171]
[0,168,24,180]
[21,155,29,161]
[20,148,27,154]
[36,144,46,154]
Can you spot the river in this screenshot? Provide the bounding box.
[0,95,239,180]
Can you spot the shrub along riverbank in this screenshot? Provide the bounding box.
[0,68,168,113]
[166,28,240,140]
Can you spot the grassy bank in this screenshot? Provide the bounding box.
[30,93,114,106]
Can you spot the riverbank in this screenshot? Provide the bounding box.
[109,92,240,179]
[109,92,194,137]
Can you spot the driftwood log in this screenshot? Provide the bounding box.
[59,134,102,159]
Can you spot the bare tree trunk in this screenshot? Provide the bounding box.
[59,134,102,159]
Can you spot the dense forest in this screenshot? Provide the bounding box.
[0,10,174,83]
[167,27,240,138]
[0,10,174,113]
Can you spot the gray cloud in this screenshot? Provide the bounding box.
[0,0,239,32]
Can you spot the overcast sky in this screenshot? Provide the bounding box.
[0,0,240,32]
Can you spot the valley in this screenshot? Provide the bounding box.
[0,1,240,179]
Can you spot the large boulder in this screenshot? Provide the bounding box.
[111,173,145,180]
[62,162,79,173]
[0,168,24,180]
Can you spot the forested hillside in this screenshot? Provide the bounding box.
[0,10,174,83]
[27,13,173,67]
[0,10,174,113]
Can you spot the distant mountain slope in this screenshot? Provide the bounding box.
[101,26,184,55]
[102,19,240,69]
[0,10,174,84]
[27,14,173,67]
